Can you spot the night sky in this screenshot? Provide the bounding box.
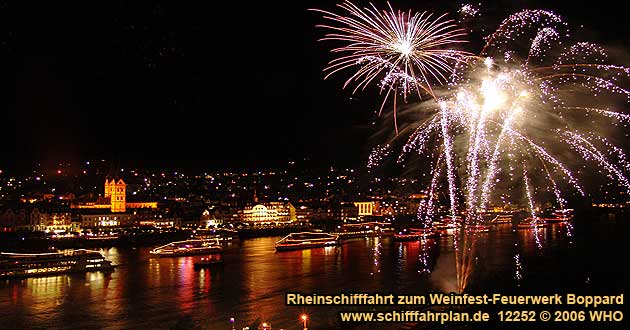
[1,0,628,173]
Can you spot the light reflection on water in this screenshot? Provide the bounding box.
[0,221,624,330]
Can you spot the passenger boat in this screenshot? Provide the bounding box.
[192,228,239,242]
[491,214,513,224]
[193,254,223,270]
[552,209,574,220]
[539,217,568,223]
[149,239,222,257]
[433,215,462,230]
[335,222,395,239]
[0,249,114,279]
[516,220,547,229]
[465,225,491,233]
[275,232,340,251]
[394,228,440,241]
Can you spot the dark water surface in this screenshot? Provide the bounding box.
[0,218,626,330]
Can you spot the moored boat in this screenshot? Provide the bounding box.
[552,208,574,220]
[540,217,569,223]
[465,225,490,233]
[149,239,222,257]
[517,220,547,229]
[335,222,395,239]
[193,254,223,270]
[394,228,440,241]
[192,228,239,242]
[275,232,340,251]
[0,249,114,279]
[433,215,462,230]
[491,214,513,224]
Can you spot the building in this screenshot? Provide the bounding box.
[72,178,158,213]
[0,209,16,232]
[78,212,135,228]
[294,204,312,222]
[105,178,127,212]
[240,202,296,224]
[42,213,75,233]
[339,203,359,222]
[200,208,224,228]
[354,202,375,216]
[69,177,159,229]
[0,206,78,233]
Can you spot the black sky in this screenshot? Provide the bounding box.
[1,0,628,173]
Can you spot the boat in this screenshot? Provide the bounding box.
[394,228,440,241]
[540,217,569,223]
[552,209,574,220]
[491,214,513,224]
[193,254,223,270]
[275,232,340,251]
[192,228,239,242]
[540,211,573,223]
[516,220,547,229]
[335,222,395,239]
[433,215,462,230]
[465,225,491,233]
[149,239,222,257]
[0,249,114,279]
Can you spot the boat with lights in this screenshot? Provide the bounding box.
[394,228,440,241]
[465,225,491,233]
[193,254,224,270]
[0,249,114,278]
[149,239,222,257]
[490,214,513,224]
[517,220,547,229]
[275,232,340,251]
[192,228,239,242]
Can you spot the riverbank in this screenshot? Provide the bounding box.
[0,225,320,252]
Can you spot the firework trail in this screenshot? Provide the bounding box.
[421,9,629,291]
[311,0,469,134]
[316,3,630,292]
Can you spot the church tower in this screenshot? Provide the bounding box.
[104,178,114,198]
[108,178,127,213]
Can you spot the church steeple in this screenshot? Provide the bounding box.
[103,158,126,213]
[253,187,258,203]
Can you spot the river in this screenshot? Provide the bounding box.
[0,218,625,330]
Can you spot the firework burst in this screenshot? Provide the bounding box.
[412,10,630,226]
[407,9,630,291]
[315,3,630,293]
[311,0,470,133]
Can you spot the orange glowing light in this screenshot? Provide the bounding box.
[301,315,308,321]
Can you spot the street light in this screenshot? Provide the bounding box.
[230,317,235,330]
[301,314,308,330]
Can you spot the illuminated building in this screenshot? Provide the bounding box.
[44,213,75,233]
[354,202,375,216]
[78,212,135,228]
[339,203,359,222]
[200,209,223,228]
[1,208,78,233]
[70,177,159,229]
[105,178,126,212]
[240,202,296,224]
[295,204,312,222]
[72,177,158,213]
